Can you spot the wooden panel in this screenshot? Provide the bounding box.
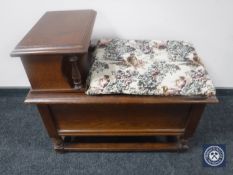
[21,55,72,90]
[11,10,96,56]
[50,104,191,136]
[21,49,93,91]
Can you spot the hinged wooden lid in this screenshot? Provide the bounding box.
[11,10,96,57]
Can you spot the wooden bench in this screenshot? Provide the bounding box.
[11,10,218,152]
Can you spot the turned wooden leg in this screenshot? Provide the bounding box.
[37,104,64,152]
[51,138,64,153]
[69,55,82,89]
[177,136,189,151]
[176,104,206,151]
[184,104,206,139]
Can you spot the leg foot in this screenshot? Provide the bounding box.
[52,138,64,152]
[177,136,189,151]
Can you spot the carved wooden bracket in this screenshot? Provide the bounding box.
[69,56,82,89]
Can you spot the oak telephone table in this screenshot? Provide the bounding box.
[11,10,218,152]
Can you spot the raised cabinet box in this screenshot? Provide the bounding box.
[11,10,218,152]
[11,10,96,91]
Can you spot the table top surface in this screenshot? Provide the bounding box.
[11,10,96,57]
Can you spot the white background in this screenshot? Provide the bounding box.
[1,0,233,87]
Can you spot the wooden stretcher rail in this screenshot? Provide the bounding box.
[63,142,182,152]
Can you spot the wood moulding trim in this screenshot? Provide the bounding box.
[58,129,185,136]
[25,91,219,104]
[10,46,87,56]
[10,10,97,57]
[62,142,181,152]
[0,87,232,95]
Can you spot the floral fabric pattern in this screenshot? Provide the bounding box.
[86,39,216,96]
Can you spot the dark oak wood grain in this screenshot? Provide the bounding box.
[37,104,64,150]
[63,142,181,152]
[11,10,96,56]
[183,104,206,139]
[50,104,190,136]
[11,9,218,152]
[21,55,71,90]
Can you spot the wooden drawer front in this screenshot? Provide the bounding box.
[50,104,191,136]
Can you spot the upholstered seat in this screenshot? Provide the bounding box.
[86,39,216,96]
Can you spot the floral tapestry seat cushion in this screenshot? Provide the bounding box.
[86,39,216,96]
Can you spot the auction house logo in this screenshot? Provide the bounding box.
[203,144,226,167]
